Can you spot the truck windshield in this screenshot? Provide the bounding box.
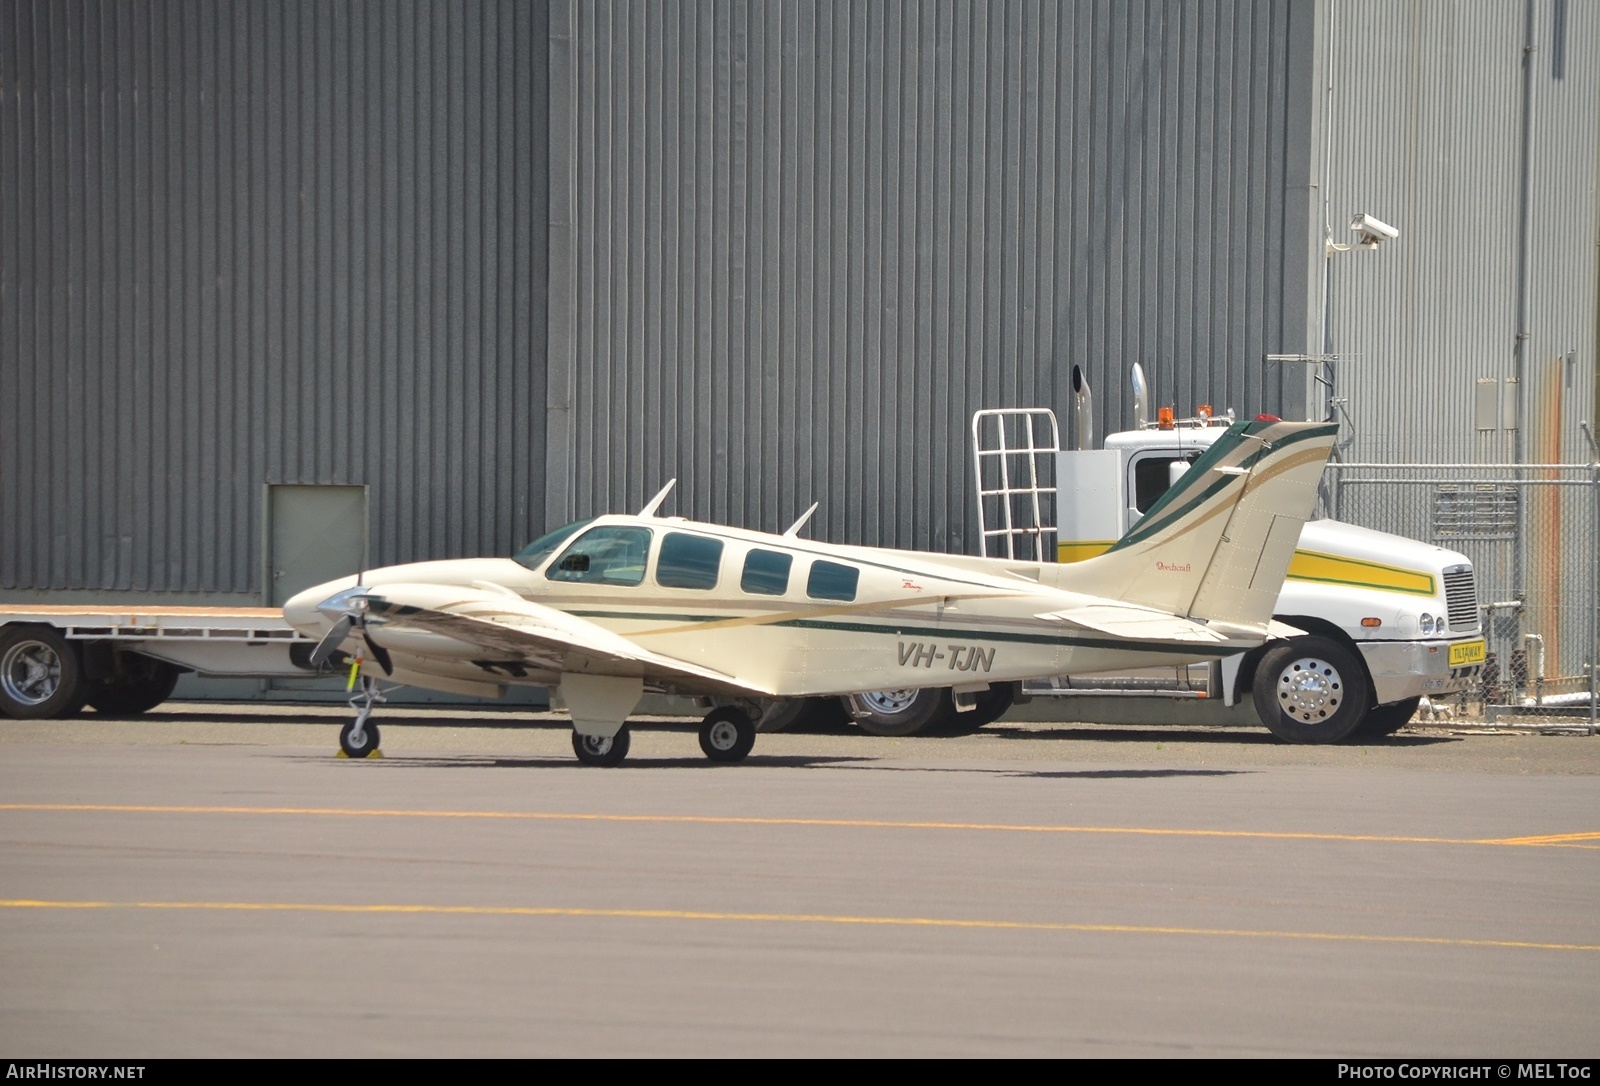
[512,519,594,571]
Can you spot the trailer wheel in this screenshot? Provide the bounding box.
[1251,636,1369,744]
[852,687,954,736]
[1355,696,1422,738]
[0,626,88,720]
[86,660,181,717]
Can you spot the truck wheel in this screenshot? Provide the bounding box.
[0,626,88,720]
[1251,636,1370,745]
[86,660,181,716]
[1356,696,1422,738]
[931,683,1016,735]
[757,697,849,734]
[852,687,954,736]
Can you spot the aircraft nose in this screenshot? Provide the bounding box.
[283,579,353,635]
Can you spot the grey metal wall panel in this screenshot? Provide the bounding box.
[0,0,550,594]
[546,0,1316,553]
[1313,0,1599,465]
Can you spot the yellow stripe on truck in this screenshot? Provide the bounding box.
[1286,549,1436,596]
[1057,540,1115,563]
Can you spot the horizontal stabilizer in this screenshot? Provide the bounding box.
[1035,603,1231,643]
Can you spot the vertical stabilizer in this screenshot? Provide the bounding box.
[1060,419,1336,631]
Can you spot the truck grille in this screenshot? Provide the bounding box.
[1443,565,1478,631]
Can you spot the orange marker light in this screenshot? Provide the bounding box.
[1361,617,1382,628]
[1196,404,1212,419]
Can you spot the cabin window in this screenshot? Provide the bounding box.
[546,526,652,586]
[806,560,859,601]
[656,532,724,590]
[741,549,792,595]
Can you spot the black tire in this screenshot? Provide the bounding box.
[1357,696,1422,738]
[852,687,954,737]
[757,697,850,734]
[699,706,756,762]
[572,725,630,767]
[339,719,381,758]
[932,682,1017,736]
[86,660,181,716]
[1251,636,1370,744]
[0,626,87,720]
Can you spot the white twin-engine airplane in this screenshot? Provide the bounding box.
[284,416,1338,766]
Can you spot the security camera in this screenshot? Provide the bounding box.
[1350,212,1399,247]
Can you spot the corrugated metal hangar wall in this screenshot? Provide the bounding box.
[10,0,1595,603]
[1,0,552,596]
[1309,0,1600,466]
[545,0,1317,550]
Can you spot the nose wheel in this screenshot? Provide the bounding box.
[338,676,386,758]
[698,706,756,762]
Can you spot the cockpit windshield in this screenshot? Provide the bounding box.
[512,519,594,571]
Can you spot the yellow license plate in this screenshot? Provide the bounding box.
[1449,639,1486,668]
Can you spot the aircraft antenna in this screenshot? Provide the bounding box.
[638,479,677,517]
[783,502,820,538]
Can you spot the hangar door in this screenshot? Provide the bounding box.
[266,485,369,607]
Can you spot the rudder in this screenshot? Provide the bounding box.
[1062,419,1337,632]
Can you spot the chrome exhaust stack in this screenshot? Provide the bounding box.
[1070,365,1094,450]
[1131,363,1150,429]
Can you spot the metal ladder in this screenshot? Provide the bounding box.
[970,408,1060,561]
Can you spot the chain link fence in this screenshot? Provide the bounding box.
[1326,462,1600,731]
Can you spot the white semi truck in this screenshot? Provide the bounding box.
[966,365,1486,743]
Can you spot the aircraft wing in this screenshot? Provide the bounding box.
[1035,602,1234,643]
[360,582,773,697]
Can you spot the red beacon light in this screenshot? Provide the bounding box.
[1157,406,1175,429]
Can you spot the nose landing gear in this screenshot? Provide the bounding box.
[338,676,386,758]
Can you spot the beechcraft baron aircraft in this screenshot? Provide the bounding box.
[284,416,1337,765]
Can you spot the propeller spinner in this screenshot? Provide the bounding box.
[308,584,394,676]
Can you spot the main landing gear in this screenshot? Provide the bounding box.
[331,681,761,768]
[569,705,758,768]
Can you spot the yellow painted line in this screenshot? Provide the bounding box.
[1481,831,1600,846]
[1,899,1594,952]
[4,804,1597,849]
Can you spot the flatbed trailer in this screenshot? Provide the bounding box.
[0,604,317,718]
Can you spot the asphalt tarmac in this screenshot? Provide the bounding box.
[2,703,1597,1058]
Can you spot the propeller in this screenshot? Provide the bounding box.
[309,614,356,668]
[308,577,395,677]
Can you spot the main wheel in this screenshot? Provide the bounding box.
[852,687,954,736]
[699,707,756,762]
[0,626,87,720]
[572,725,630,767]
[1251,637,1370,744]
[339,719,381,758]
[86,660,181,716]
[1356,696,1422,738]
